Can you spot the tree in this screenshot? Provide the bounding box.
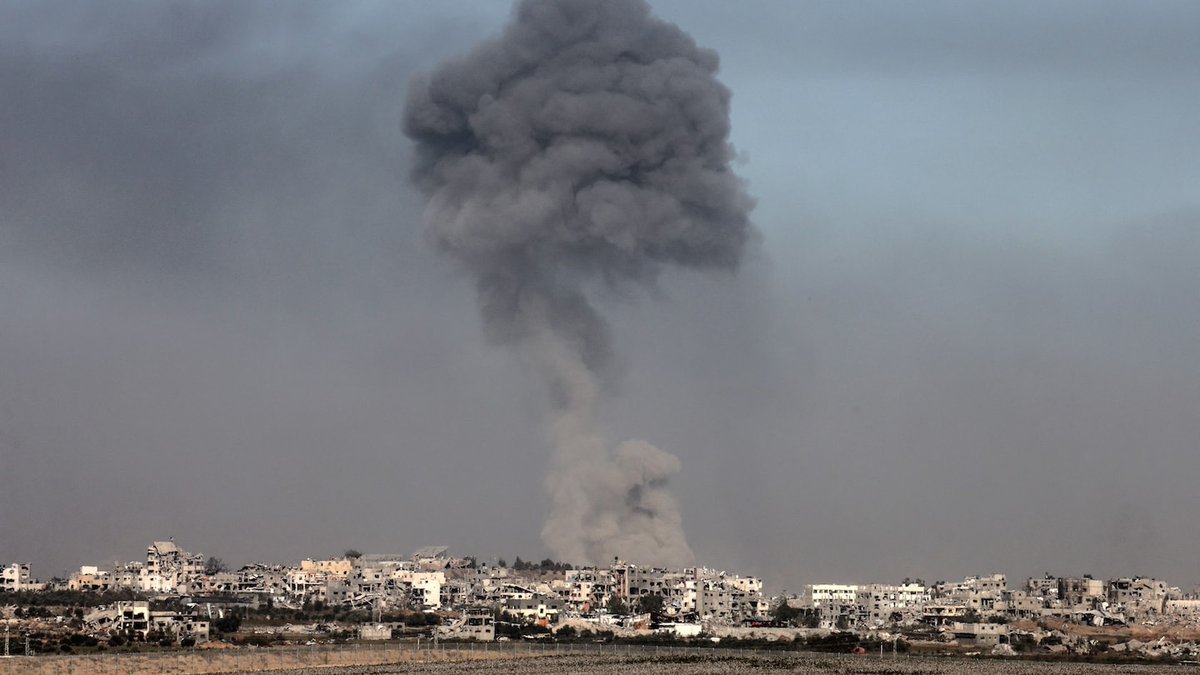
[344,549,362,560]
[605,593,627,615]
[771,599,802,624]
[204,557,228,575]
[771,601,821,628]
[636,594,665,615]
[214,614,242,634]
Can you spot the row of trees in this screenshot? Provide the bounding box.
[770,600,822,628]
[0,588,144,607]
[509,557,573,572]
[492,557,573,571]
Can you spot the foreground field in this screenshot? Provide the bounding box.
[253,652,1173,675]
[5,644,1181,675]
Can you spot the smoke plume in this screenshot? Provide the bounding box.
[403,0,753,567]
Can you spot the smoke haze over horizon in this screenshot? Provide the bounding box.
[2,0,1199,592]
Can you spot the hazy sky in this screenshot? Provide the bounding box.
[2,0,1198,593]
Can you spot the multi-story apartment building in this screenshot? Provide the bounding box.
[1108,577,1169,620]
[1058,576,1106,608]
[1,563,41,592]
[855,583,929,625]
[562,568,614,612]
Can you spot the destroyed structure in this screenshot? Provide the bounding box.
[3,541,768,646]
[787,572,1192,630]
[2,563,43,592]
[7,542,1200,658]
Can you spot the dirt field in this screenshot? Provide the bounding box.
[2,646,1182,675]
[246,652,1178,675]
[0,646,517,675]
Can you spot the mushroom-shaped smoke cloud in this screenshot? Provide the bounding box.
[404,0,754,567]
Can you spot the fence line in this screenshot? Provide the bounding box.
[0,638,906,675]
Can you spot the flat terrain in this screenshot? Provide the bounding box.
[251,652,1175,675]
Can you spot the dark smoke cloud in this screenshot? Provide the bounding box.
[404,0,753,566]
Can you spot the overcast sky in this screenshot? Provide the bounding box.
[2,0,1198,593]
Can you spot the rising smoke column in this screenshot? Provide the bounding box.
[403,0,754,567]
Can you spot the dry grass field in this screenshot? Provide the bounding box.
[252,652,1176,675]
[4,644,1182,675]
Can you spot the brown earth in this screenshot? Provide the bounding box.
[1012,618,1200,644]
[0,644,523,675]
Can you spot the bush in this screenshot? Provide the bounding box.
[800,631,862,653]
[237,634,283,647]
[214,615,242,634]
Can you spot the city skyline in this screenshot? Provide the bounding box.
[8,536,1198,600]
[2,0,1199,592]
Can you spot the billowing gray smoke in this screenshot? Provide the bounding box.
[403,0,753,567]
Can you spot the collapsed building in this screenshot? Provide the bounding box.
[66,539,207,595]
[1,563,43,592]
[84,600,210,643]
[37,538,1200,640]
[788,572,1191,630]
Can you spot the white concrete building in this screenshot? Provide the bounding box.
[801,584,859,609]
[392,569,444,608]
[799,584,860,628]
[505,594,564,622]
[1,563,42,592]
[855,583,929,625]
[68,565,112,592]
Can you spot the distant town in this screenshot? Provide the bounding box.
[4,541,1200,660]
